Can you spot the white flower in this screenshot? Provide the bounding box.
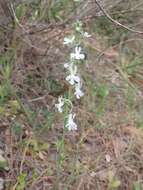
[70,47,85,60]
[55,96,64,113]
[74,81,84,99]
[65,113,77,131]
[64,63,69,68]
[66,65,80,85]
[63,36,75,45]
[83,32,91,38]
[66,74,80,85]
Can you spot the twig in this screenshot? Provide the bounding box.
[94,0,143,34]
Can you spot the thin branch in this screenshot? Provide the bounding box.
[94,0,143,34]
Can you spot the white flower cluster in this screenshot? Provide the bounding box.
[55,96,77,131]
[64,46,85,100]
[55,20,91,131]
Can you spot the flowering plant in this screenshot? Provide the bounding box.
[55,19,91,131]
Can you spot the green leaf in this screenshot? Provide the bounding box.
[111,179,121,188]
[0,154,8,170]
[17,173,27,190]
[134,182,142,190]
[16,3,27,20]
[97,85,109,98]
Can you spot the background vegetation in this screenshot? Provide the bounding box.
[0,0,143,189]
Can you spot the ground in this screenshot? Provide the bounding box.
[0,1,143,190]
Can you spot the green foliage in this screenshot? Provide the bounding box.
[42,109,55,129]
[16,173,27,190]
[95,16,127,45]
[47,0,75,22]
[12,121,22,136]
[15,3,27,20]
[48,79,64,96]
[0,50,15,105]
[29,138,49,153]
[125,56,143,76]
[107,171,121,190]
[134,181,142,190]
[96,84,109,98]
[0,155,8,170]
[0,84,11,104]
[95,84,109,116]
[125,86,137,108]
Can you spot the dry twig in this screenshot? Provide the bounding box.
[95,0,143,34]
